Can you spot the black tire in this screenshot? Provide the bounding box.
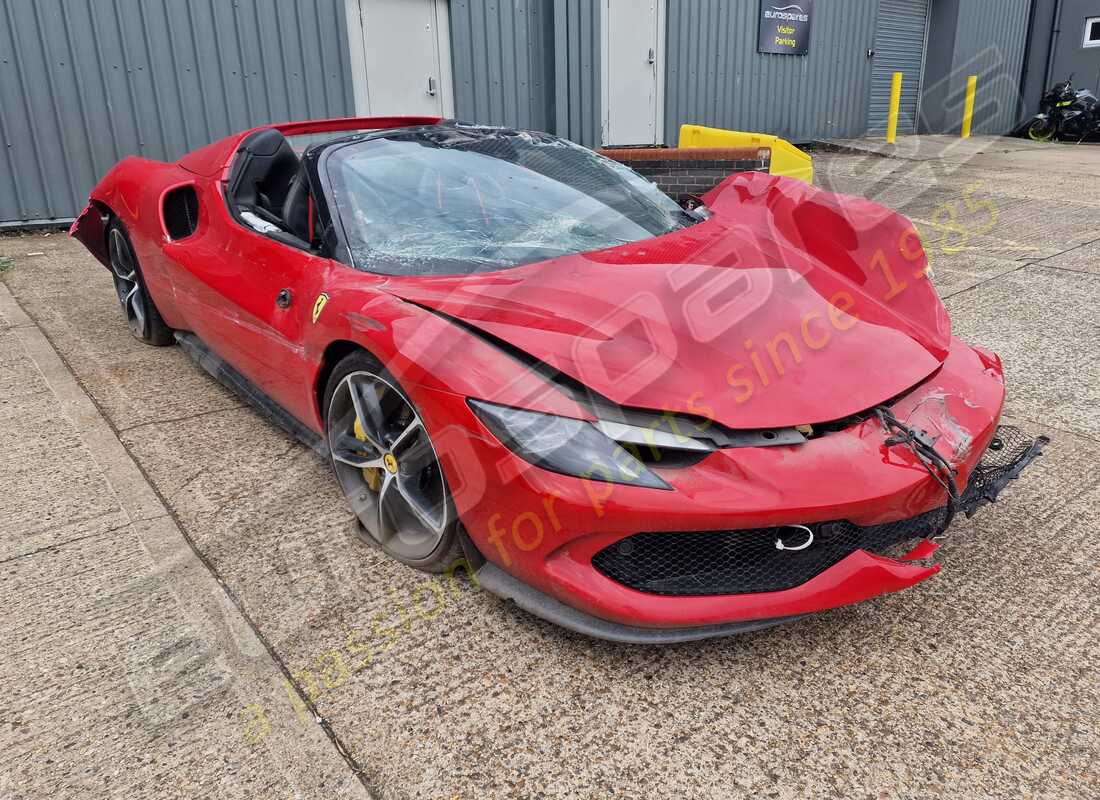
[322,349,463,573]
[1026,118,1056,142]
[106,219,174,346]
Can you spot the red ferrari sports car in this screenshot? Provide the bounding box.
[72,116,1045,642]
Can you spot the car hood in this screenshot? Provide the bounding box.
[379,172,951,429]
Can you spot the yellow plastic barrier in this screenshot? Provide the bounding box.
[678,124,813,185]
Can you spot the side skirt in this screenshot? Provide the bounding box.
[175,332,328,456]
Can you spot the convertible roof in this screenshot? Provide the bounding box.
[178,116,443,178]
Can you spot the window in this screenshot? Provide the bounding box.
[1085,17,1100,48]
[162,185,199,240]
[324,128,696,276]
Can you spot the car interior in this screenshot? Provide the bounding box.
[226,128,316,250]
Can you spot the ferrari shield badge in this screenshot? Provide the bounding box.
[311,293,329,324]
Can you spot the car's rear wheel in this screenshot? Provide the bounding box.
[323,350,462,572]
[106,220,174,346]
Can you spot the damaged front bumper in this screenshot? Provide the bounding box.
[454,335,1047,641]
[473,425,1048,643]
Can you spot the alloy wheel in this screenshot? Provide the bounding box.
[327,371,448,560]
[109,228,148,338]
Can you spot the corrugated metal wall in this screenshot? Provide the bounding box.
[450,0,555,131]
[0,0,1039,224]
[440,0,601,145]
[664,0,880,143]
[552,0,600,148]
[950,0,1031,134]
[868,0,931,134]
[1045,0,1100,104]
[0,0,354,225]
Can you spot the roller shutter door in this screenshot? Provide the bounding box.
[868,0,931,134]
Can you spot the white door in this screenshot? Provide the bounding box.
[603,0,664,146]
[349,0,454,117]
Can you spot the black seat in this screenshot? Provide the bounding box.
[227,128,300,222]
[281,169,312,244]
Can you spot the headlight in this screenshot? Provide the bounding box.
[468,400,672,489]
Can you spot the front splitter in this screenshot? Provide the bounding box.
[475,562,804,644]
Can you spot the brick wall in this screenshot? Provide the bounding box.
[597,147,771,206]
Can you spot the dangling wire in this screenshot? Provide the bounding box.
[874,406,959,535]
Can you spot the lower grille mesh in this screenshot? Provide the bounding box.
[958,425,1048,517]
[592,508,949,596]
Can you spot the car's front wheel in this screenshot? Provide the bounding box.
[323,350,462,572]
[106,219,174,346]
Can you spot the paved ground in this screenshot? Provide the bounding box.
[824,132,1100,178]
[1,136,1097,799]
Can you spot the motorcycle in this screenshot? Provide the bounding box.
[1024,75,1100,142]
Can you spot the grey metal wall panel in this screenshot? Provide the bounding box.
[553,0,599,147]
[1050,0,1100,88]
[947,0,1032,134]
[450,0,555,131]
[1036,0,1100,115]
[868,0,931,135]
[0,0,354,225]
[918,0,960,133]
[664,0,879,144]
[1018,0,1057,119]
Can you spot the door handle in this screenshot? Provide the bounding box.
[647,48,656,65]
[276,288,292,309]
[427,76,436,96]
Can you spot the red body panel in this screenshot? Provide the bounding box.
[70,118,1009,632]
[383,172,950,428]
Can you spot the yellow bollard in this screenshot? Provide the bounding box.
[961,75,977,138]
[886,72,903,143]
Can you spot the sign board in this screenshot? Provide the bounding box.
[757,1,813,55]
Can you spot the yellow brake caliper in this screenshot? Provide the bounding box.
[354,418,382,491]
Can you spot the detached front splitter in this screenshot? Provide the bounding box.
[475,561,803,644]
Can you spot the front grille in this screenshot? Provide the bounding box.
[591,508,948,596]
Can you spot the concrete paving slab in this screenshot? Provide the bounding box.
[816,159,1100,262]
[0,280,372,799]
[0,239,243,433]
[945,265,1100,440]
[818,156,1100,209]
[0,374,119,536]
[0,509,131,564]
[824,133,1086,163]
[1040,239,1100,275]
[0,328,53,410]
[0,523,364,799]
[939,200,1100,261]
[819,135,1100,186]
[926,251,1026,299]
[962,144,1100,178]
